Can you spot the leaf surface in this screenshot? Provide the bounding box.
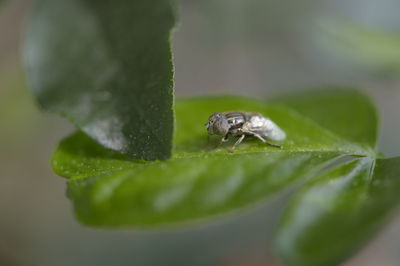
[276,156,400,266]
[50,91,400,266]
[52,94,377,227]
[272,89,378,151]
[25,0,176,160]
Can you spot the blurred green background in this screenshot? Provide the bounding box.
[1,0,400,265]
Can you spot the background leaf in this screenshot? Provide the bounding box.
[276,156,400,266]
[24,0,176,160]
[52,93,376,227]
[315,19,400,74]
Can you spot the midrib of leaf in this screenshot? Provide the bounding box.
[366,157,377,188]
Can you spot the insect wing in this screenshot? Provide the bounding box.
[248,115,286,141]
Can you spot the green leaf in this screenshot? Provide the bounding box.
[66,149,340,226]
[52,93,377,227]
[276,156,400,266]
[24,0,176,160]
[272,89,378,151]
[51,91,400,265]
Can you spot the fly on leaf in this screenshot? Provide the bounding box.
[205,111,286,149]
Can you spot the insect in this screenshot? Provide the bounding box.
[205,111,286,149]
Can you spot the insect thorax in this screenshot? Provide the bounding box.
[223,112,246,129]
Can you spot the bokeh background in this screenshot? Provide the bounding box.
[1,0,400,265]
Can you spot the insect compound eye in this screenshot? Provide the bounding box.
[206,112,229,136]
[213,116,229,136]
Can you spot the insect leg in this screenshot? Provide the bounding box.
[215,135,229,148]
[232,134,245,149]
[246,131,282,149]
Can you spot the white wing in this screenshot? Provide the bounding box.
[249,116,286,141]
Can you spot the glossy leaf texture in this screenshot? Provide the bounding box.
[50,90,400,265]
[52,92,378,227]
[276,156,400,266]
[24,0,176,160]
